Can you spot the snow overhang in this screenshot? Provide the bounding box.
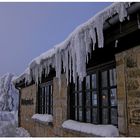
[14,2,140,87]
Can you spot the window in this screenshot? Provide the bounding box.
[38,81,53,114]
[70,62,117,126]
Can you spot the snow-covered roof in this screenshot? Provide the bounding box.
[14,2,132,86]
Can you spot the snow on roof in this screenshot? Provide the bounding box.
[32,114,53,123]
[14,2,131,86]
[62,120,119,137]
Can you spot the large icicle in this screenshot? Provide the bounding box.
[14,2,131,87]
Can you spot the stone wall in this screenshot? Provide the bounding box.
[115,45,140,136]
[20,84,37,135]
[19,45,140,137]
[19,74,98,137]
[20,46,140,137]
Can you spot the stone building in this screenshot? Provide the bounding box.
[14,2,140,137]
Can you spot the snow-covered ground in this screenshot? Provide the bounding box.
[0,73,30,137]
[0,121,30,137]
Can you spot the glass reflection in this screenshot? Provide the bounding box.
[92,108,98,123]
[86,92,90,106]
[111,108,118,125]
[101,71,107,87]
[92,74,96,89]
[110,88,117,106]
[86,75,90,89]
[109,68,116,86]
[92,91,97,106]
[102,90,108,106]
[102,108,108,124]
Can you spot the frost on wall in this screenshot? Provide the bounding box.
[15,2,131,86]
[0,73,19,111]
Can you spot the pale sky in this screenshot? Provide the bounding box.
[0,2,111,77]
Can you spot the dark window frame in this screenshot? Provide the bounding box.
[70,61,118,126]
[38,80,53,115]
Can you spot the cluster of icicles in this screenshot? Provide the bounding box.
[15,2,130,86]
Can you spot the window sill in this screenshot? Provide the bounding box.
[32,119,53,126]
[62,120,119,137]
[31,114,53,126]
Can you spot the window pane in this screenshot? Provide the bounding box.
[101,71,107,87]
[50,85,53,95]
[86,108,91,123]
[46,86,49,106]
[51,94,53,106]
[102,90,108,106]
[92,108,98,124]
[44,87,47,114]
[39,88,42,113]
[79,108,83,121]
[86,92,91,107]
[75,83,77,91]
[79,92,83,106]
[78,80,82,91]
[109,68,116,86]
[92,74,96,89]
[111,108,118,125]
[75,108,77,120]
[42,87,44,114]
[110,88,117,106]
[102,108,108,124]
[75,93,77,106]
[92,91,97,106]
[86,75,90,90]
[50,107,53,114]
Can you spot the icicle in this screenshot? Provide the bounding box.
[115,40,118,48]
[69,52,72,83]
[75,31,87,83]
[115,2,129,22]
[137,14,140,29]
[55,48,62,91]
[84,29,92,62]
[66,48,69,85]
[70,37,77,84]
[89,26,96,51]
[15,2,131,88]
[95,15,104,49]
[89,27,96,51]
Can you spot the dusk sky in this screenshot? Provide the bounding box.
[0,2,111,77]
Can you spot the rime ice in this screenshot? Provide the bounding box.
[0,73,19,111]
